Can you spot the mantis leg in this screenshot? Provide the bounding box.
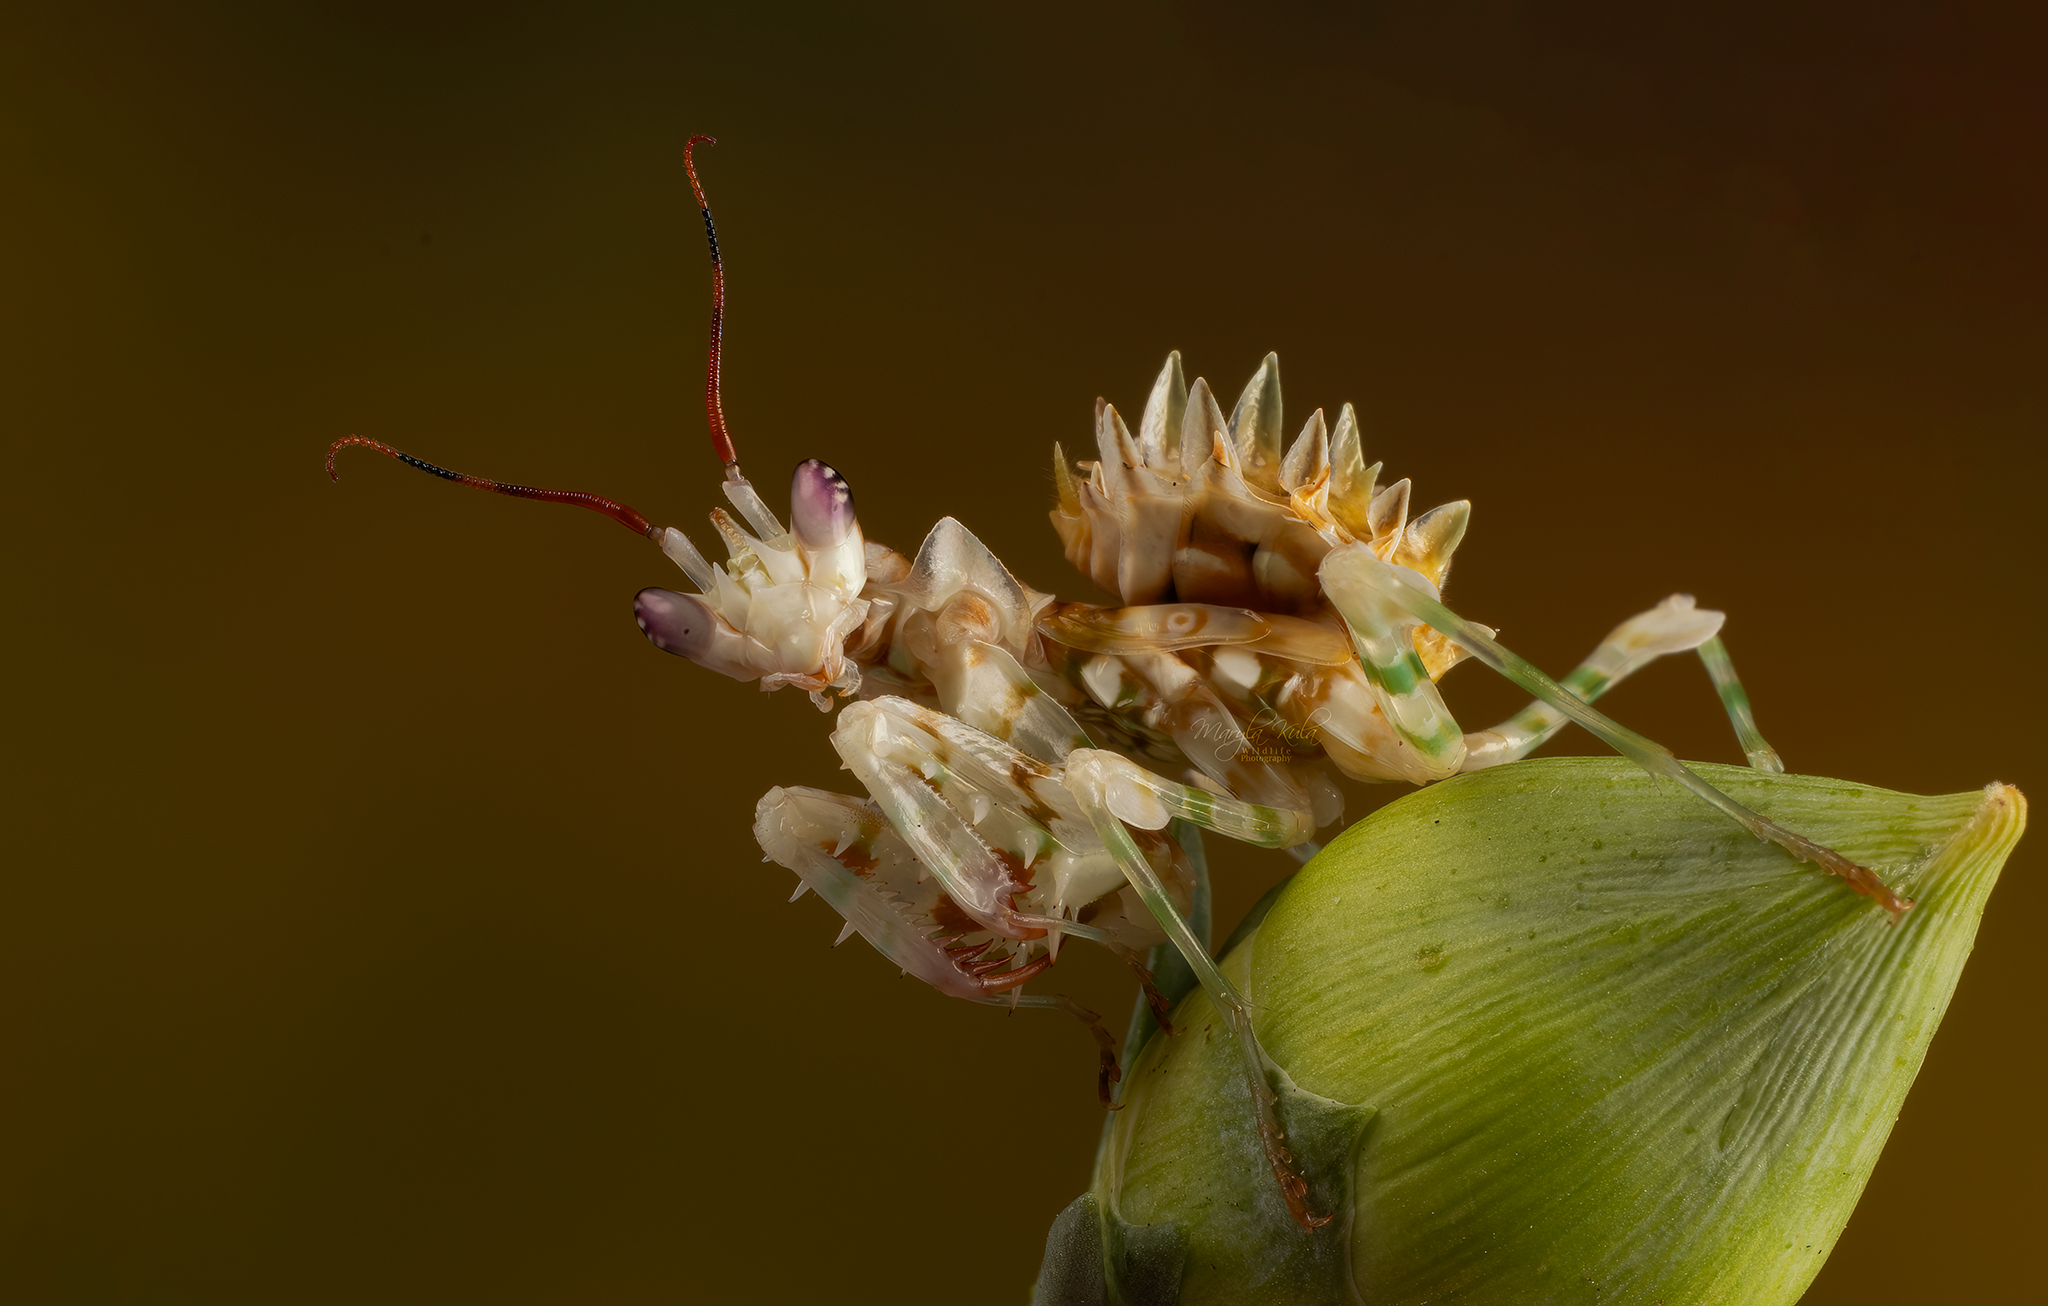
[1321,544,1910,918]
[827,698,1131,947]
[1696,635,1786,773]
[754,785,1070,995]
[1000,994,1127,1107]
[1461,595,1785,773]
[1062,749,1329,1228]
[755,786,1132,1105]
[1118,819,1213,1072]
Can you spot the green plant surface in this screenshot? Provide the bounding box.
[1051,758,2023,1306]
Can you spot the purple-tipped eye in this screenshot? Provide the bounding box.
[634,587,721,659]
[789,459,856,549]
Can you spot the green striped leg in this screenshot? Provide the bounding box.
[1462,596,1786,774]
[1327,547,1912,919]
[1317,547,1468,781]
[1061,749,1328,1228]
[1698,635,1785,772]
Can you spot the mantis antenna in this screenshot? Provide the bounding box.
[324,131,753,536]
[683,134,740,475]
[324,435,658,538]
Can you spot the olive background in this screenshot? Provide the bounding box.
[5,3,2043,1301]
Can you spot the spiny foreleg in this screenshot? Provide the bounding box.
[755,787,1124,1103]
[754,786,1056,996]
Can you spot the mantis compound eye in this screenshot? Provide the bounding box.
[789,458,856,549]
[633,587,712,655]
[634,587,753,680]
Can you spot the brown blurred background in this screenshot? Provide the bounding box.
[4,2,2042,1301]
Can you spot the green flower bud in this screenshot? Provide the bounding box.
[1035,758,2024,1305]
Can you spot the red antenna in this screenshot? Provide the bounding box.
[326,436,656,538]
[326,136,735,535]
[684,134,738,472]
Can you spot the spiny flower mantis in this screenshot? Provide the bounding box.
[327,137,1918,1229]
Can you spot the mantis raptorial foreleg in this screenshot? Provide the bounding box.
[754,784,1127,1103]
[829,700,1122,947]
[1461,595,1786,774]
[1320,544,1911,917]
[755,785,1058,994]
